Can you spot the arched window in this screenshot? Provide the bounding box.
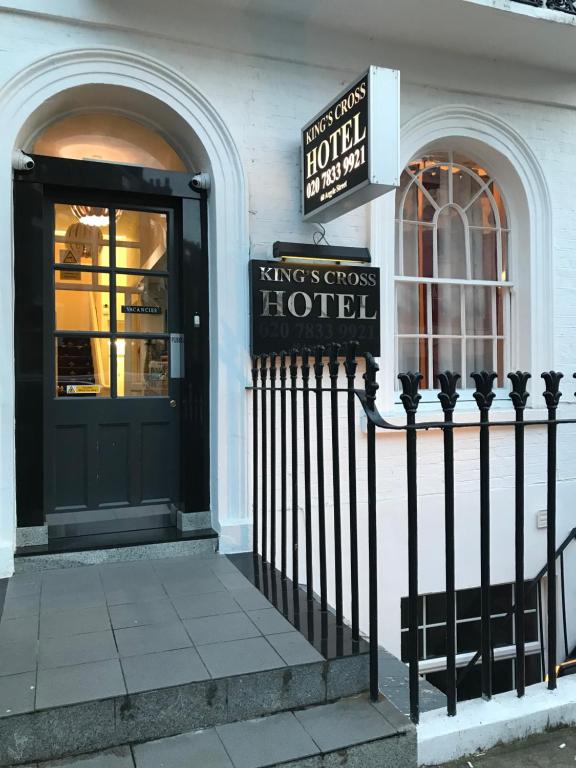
[32,113,186,171]
[395,150,511,389]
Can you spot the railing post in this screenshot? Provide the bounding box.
[364,353,380,702]
[314,346,328,613]
[542,370,563,690]
[301,349,313,603]
[509,371,531,698]
[289,350,299,588]
[437,371,460,717]
[329,343,343,627]
[270,353,277,570]
[279,352,288,579]
[399,371,423,725]
[260,354,269,563]
[471,370,497,701]
[345,341,360,643]
[251,356,260,556]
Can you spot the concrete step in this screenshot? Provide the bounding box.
[0,554,370,766]
[10,694,417,768]
[14,529,218,572]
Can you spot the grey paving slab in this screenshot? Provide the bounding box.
[108,598,179,629]
[100,563,161,589]
[214,571,254,591]
[40,590,107,614]
[246,608,297,636]
[115,620,192,657]
[39,746,134,767]
[6,573,42,598]
[197,636,286,678]
[171,591,240,620]
[162,574,227,598]
[266,632,324,665]
[38,630,117,669]
[2,592,41,618]
[183,612,261,645]
[103,583,167,606]
[0,614,39,643]
[295,696,397,752]
[0,639,38,676]
[0,670,36,717]
[35,659,126,709]
[121,646,210,693]
[231,588,274,611]
[217,711,319,768]
[133,727,233,768]
[39,605,111,639]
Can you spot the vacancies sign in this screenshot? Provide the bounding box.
[302,66,400,223]
[250,259,380,355]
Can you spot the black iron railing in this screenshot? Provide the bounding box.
[358,355,576,723]
[250,347,576,725]
[250,344,370,679]
[513,0,576,15]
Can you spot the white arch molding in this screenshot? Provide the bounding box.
[370,104,553,408]
[0,47,250,575]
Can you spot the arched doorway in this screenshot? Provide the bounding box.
[14,110,210,544]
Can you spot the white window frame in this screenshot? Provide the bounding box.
[394,151,513,404]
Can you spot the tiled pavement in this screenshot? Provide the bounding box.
[0,554,325,717]
[14,694,412,767]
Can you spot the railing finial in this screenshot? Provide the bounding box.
[508,371,531,411]
[363,353,380,410]
[542,371,563,410]
[471,371,497,412]
[314,345,325,378]
[398,372,423,414]
[328,342,341,378]
[437,371,460,414]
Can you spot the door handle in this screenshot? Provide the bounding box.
[169,399,177,408]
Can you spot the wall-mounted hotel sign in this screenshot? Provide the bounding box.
[302,66,400,223]
[250,253,380,355]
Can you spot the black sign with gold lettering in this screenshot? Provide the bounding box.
[250,258,380,355]
[302,66,400,223]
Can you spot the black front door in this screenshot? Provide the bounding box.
[14,157,210,530]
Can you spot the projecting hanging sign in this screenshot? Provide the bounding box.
[302,66,400,223]
[250,257,380,356]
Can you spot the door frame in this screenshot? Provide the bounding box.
[14,154,210,527]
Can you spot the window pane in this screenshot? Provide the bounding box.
[466,339,493,378]
[492,615,513,648]
[524,612,539,643]
[115,210,167,271]
[399,222,433,277]
[526,654,543,686]
[426,626,447,659]
[426,592,449,625]
[56,337,110,398]
[432,284,461,335]
[55,274,110,333]
[398,337,428,387]
[457,619,481,654]
[401,628,423,663]
[452,168,481,209]
[419,165,449,209]
[466,193,496,229]
[401,597,424,629]
[465,286,493,336]
[433,339,461,382]
[470,228,498,281]
[397,283,427,335]
[397,174,418,221]
[118,338,168,397]
[437,208,466,279]
[457,663,482,702]
[55,204,110,268]
[491,584,513,614]
[501,231,509,281]
[457,588,481,620]
[490,181,509,229]
[116,274,168,334]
